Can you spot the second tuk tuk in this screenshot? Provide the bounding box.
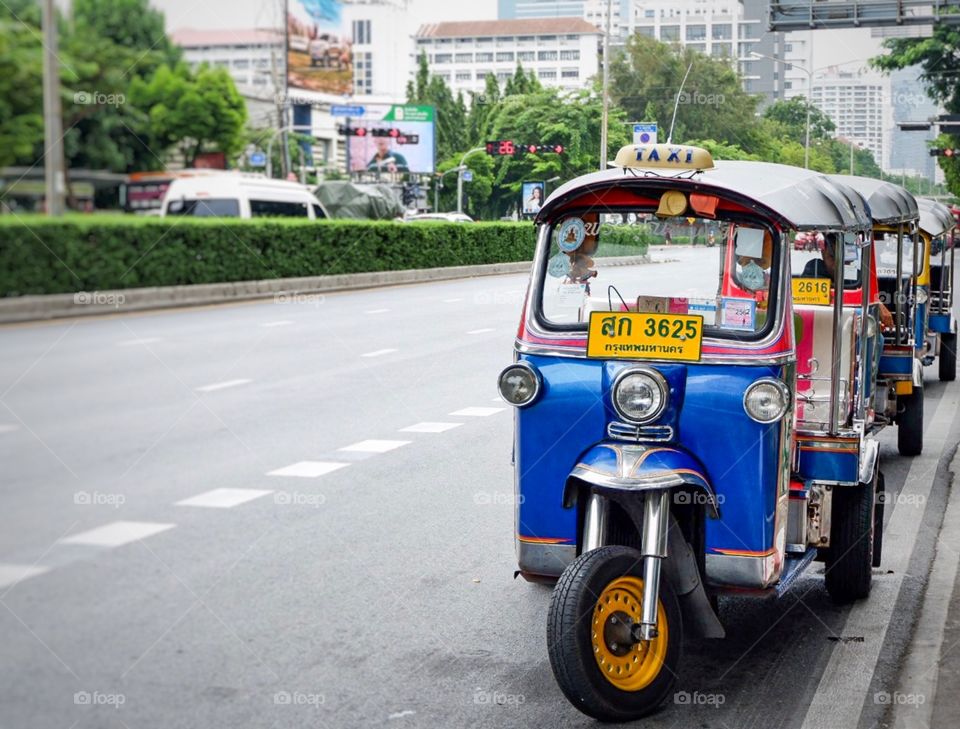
[498,144,884,722]
[917,197,957,381]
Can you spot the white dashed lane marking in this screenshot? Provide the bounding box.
[467,328,495,335]
[116,337,161,347]
[195,379,252,393]
[442,298,463,303]
[361,349,397,358]
[399,422,463,433]
[339,440,411,453]
[449,407,505,417]
[267,461,350,478]
[366,309,390,314]
[0,564,50,590]
[260,320,293,328]
[61,521,175,547]
[175,488,274,509]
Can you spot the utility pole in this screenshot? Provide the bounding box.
[41,0,65,215]
[599,0,612,170]
[270,47,290,178]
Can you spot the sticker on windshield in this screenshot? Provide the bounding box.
[547,252,572,278]
[557,218,586,252]
[720,297,756,330]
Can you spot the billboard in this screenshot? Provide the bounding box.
[521,181,545,216]
[347,105,436,175]
[287,0,353,94]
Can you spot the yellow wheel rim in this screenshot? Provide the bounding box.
[591,576,669,691]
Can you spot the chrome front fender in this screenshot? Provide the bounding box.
[562,443,720,519]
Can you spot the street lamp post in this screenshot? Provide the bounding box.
[750,50,813,169]
[457,147,486,215]
[599,0,612,169]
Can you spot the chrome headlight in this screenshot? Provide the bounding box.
[915,287,929,304]
[498,362,541,407]
[612,368,668,424]
[743,379,791,423]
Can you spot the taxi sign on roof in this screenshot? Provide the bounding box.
[613,143,715,172]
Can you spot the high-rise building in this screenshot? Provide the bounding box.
[809,70,889,165]
[886,65,941,180]
[414,18,601,97]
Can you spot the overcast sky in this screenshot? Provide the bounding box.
[150,0,497,32]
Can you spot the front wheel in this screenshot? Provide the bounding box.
[940,332,957,382]
[897,382,924,456]
[547,545,682,722]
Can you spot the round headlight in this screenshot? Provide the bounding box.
[612,368,668,424]
[498,363,541,407]
[915,287,929,304]
[743,379,790,423]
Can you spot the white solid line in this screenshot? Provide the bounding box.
[467,328,495,334]
[449,407,505,417]
[61,521,176,547]
[195,378,252,393]
[0,563,51,590]
[361,349,397,358]
[339,439,411,453]
[399,422,463,434]
[176,488,274,509]
[0,424,20,434]
[799,388,960,729]
[366,309,390,314]
[117,337,161,347]
[891,446,960,728]
[267,461,350,478]
[260,320,293,328]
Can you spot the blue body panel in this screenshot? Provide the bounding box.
[929,313,952,334]
[796,448,859,483]
[915,299,928,351]
[879,348,914,376]
[515,355,785,554]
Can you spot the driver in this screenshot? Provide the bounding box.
[802,233,894,330]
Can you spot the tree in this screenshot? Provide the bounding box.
[406,52,468,163]
[762,97,835,144]
[73,0,179,67]
[129,63,247,166]
[872,15,960,193]
[0,13,44,167]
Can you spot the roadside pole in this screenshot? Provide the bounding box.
[41,0,65,215]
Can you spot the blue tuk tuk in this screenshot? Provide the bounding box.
[917,198,957,381]
[497,145,882,721]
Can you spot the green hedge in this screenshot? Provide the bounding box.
[0,217,537,297]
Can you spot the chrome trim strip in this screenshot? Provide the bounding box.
[606,421,674,442]
[515,338,796,365]
[705,553,778,589]
[517,541,576,577]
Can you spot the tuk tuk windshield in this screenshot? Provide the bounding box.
[539,213,778,338]
[875,232,923,279]
[790,231,864,289]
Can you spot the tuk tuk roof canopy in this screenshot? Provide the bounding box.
[537,160,873,232]
[829,175,918,226]
[917,197,956,238]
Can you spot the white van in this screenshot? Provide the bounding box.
[160,173,329,220]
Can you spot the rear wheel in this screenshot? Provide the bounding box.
[897,382,924,456]
[940,332,957,382]
[547,545,682,722]
[872,471,885,568]
[825,474,876,603]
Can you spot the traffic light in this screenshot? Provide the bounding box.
[485,140,565,156]
[337,126,419,144]
[930,148,960,157]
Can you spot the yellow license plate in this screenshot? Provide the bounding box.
[586,312,704,361]
[792,277,831,305]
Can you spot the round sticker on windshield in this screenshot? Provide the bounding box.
[548,252,572,278]
[557,218,587,252]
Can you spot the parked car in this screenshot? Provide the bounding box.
[309,34,348,69]
[404,212,474,223]
[160,174,328,220]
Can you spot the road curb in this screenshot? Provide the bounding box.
[0,261,535,323]
[0,254,653,324]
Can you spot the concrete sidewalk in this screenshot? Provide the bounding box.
[891,446,960,729]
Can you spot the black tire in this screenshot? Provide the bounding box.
[547,545,682,722]
[940,332,957,382]
[897,383,924,456]
[872,471,885,568]
[825,476,876,603]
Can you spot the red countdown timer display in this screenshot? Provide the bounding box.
[485,141,564,156]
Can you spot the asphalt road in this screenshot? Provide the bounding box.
[1,249,958,729]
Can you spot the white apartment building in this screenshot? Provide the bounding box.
[624,1,762,86]
[413,18,601,97]
[344,0,417,100]
[809,71,889,166]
